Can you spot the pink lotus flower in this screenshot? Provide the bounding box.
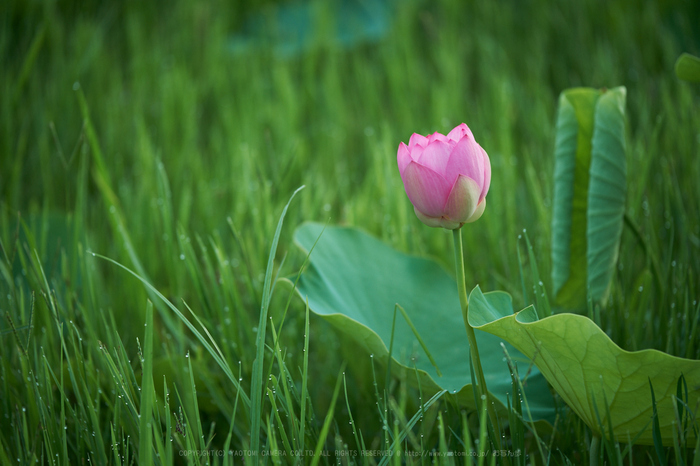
[397,123,491,229]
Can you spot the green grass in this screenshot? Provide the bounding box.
[2,0,699,464]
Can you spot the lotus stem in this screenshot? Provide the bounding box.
[453,228,502,451]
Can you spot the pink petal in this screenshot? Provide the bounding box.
[397,142,413,174]
[428,131,449,143]
[443,175,481,224]
[416,140,452,176]
[479,145,491,203]
[401,161,452,218]
[447,123,473,142]
[408,133,428,149]
[444,137,484,188]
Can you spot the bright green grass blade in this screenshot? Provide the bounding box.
[343,373,362,455]
[310,367,344,466]
[477,396,489,466]
[91,252,249,407]
[649,380,667,465]
[186,352,206,453]
[139,301,154,466]
[395,303,442,377]
[223,384,241,466]
[377,389,447,466]
[75,88,181,338]
[523,230,551,318]
[250,185,304,460]
[110,423,122,465]
[269,321,299,450]
[266,383,293,458]
[299,297,310,455]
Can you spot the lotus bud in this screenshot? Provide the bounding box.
[397,123,491,229]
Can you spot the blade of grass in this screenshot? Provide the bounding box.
[269,321,299,449]
[395,303,442,377]
[138,301,154,466]
[649,379,667,465]
[250,185,304,460]
[267,383,294,458]
[91,252,249,407]
[299,296,311,455]
[343,373,362,455]
[310,365,345,466]
[378,389,447,466]
[385,304,397,395]
[223,383,241,466]
[523,230,551,317]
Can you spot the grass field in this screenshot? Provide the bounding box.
[2,0,700,464]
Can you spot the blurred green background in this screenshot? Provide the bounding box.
[4,0,699,319]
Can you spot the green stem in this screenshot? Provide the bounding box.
[452,229,502,452]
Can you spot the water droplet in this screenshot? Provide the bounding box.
[180,254,185,260]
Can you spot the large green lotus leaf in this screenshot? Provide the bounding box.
[551,87,627,308]
[468,285,700,446]
[675,53,700,82]
[288,222,556,422]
